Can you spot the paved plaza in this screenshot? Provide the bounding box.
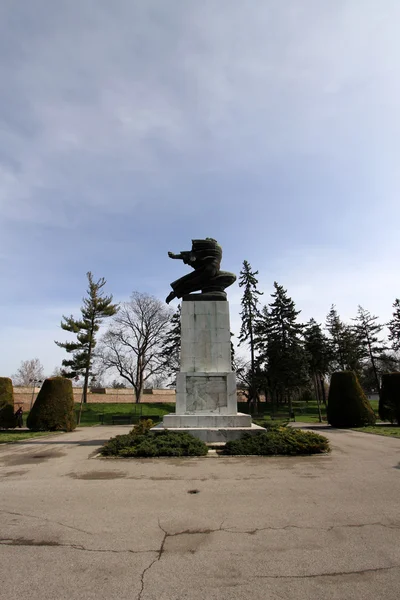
[1,424,400,599]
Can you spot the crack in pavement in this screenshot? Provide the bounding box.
[135,519,400,598]
[0,509,93,535]
[224,521,400,535]
[254,565,400,579]
[137,519,226,600]
[0,537,159,556]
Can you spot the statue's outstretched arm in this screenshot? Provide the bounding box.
[168,250,194,264]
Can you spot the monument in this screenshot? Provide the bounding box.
[153,238,263,443]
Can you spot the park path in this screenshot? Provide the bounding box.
[1,425,400,600]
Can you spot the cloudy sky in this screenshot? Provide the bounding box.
[1,0,399,378]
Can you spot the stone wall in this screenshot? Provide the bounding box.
[13,387,176,411]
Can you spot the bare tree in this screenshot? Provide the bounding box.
[51,366,64,378]
[97,292,172,403]
[12,358,45,386]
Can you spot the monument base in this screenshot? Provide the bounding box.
[152,299,264,444]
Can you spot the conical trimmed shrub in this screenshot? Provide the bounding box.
[0,377,16,429]
[379,373,400,424]
[27,377,76,431]
[327,371,376,427]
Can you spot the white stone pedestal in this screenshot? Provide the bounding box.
[152,300,264,443]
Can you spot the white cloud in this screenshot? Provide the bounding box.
[1,1,400,374]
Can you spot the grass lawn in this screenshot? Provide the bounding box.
[353,425,400,439]
[240,399,381,424]
[238,400,328,423]
[75,402,176,426]
[0,430,62,444]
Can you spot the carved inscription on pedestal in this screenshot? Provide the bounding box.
[186,376,227,412]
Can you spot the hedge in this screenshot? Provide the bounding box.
[327,371,376,428]
[379,373,400,424]
[27,377,76,431]
[0,377,16,429]
[223,428,330,455]
[100,420,208,457]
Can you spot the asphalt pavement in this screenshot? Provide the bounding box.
[1,424,400,600]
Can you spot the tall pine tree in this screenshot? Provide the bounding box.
[160,305,181,387]
[388,298,400,352]
[304,318,332,409]
[353,306,389,399]
[325,305,362,373]
[256,283,308,414]
[55,272,118,404]
[238,260,263,402]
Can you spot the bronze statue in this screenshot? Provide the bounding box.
[166,238,236,303]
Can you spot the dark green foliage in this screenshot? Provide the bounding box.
[325,306,362,372]
[100,420,208,457]
[379,373,400,424]
[0,378,16,429]
[238,261,263,401]
[352,306,390,399]
[388,299,400,352]
[27,377,76,431]
[304,319,332,376]
[255,283,308,411]
[224,429,330,456]
[55,272,118,404]
[160,305,181,386]
[327,371,376,427]
[253,418,289,430]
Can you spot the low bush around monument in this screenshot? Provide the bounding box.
[27,377,76,431]
[0,377,16,429]
[327,371,376,428]
[223,428,330,456]
[100,420,208,457]
[253,418,289,430]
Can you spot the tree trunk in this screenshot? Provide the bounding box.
[287,390,292,418]
[319,376,327,406]
[313,373,323,423]
[82,317,95,405]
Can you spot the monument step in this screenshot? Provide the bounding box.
[162,412,252,428]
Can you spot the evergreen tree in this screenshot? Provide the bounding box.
[256,283,308,414]
[304,319,332,413]
[55,272,118,404]
[230,333,236,372]
[388,298,400,352]
[325,305,362,372]
[160,305,181,386]
[352,306,389,399]
[238,261,263,401]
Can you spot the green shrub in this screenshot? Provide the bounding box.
[327,371,376,428]
[224,429,330,455]
[130,419,154,435]
[379,373,400,424]
[253,418,289,430]
[0,377,16,429]
[27,377,76,431]
[100,427,208,457]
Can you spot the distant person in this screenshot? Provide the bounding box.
[15,407,23,428]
